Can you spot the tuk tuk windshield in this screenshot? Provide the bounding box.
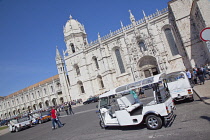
[99,97,109,108]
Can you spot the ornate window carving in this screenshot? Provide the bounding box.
[138,41,147,51]
[164,28,179,56]
[115,49,125,74]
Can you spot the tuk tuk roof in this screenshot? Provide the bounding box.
[99,73,166,98]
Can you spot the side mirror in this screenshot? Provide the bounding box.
[96,105,98,108]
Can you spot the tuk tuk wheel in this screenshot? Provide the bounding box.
[99,120,107,129]
[146,115,162,130]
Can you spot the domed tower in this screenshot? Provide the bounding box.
[63,15,88,55]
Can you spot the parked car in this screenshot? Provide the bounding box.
[8,116,32,132]
[83,97,99,105]
[0,119,9,126]
[32,111,51,124]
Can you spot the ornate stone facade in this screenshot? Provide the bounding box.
[56,0,210,101]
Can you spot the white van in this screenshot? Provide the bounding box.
[166,71,194,102]
[97,73,175,130]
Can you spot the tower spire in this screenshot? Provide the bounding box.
[129,10,135,22]
[56,46,62,60]
[142,10,148,22]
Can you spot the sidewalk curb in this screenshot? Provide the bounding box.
[193,88,210,105]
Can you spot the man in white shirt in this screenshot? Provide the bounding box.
[185,69,192,84]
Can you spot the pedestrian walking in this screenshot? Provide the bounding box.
[68,102,74,115]
[64,104,69,115]
[197,68,205,85]
[192,68,197,84]
[185,69,192,84]
[51,106,63,130]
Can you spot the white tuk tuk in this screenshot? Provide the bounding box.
[166,71,194,102]
[97,73,175,130]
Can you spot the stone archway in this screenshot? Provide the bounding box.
[33,104,36,110]
[17,109,20,114]
[39,102,43,109]
[52,98,57,106]
[138,56,159,78]
[45,100,49,107]
[28,106,31,112]
[13,110,16,115]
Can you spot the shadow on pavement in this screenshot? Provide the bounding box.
[105,123,146,131]
[200,116,210,122]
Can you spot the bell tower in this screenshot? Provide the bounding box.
[63,15,88,55]
[55,46,71,102]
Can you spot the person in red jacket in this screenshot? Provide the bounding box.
[51,106,63,129]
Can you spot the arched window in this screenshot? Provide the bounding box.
[32,93,34,99]
[70,43,75,53]
[115,49,125,74]
[26,95,29,100]
[78,81,85,93]
[16,99,19,104]
[21,96,24,102]
[44,88,47,94]
[8,102,10,107]
[37,91,40,97]
[93,57,99,69]
[75,65,81,76]
[164,28,179,56]
[138,41,147,51]
[97,75,104,88]
[51,86,54,92]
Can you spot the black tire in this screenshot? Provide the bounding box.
[99,120,107,129]
[145,115,162,130]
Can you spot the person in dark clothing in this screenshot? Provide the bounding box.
[192,68,197,84]
[68,102,74,115]
[64,104,69,115]
[197,68,205,85]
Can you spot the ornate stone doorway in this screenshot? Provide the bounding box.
[138,56,159,78]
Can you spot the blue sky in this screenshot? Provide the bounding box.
[0,0,170,97]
